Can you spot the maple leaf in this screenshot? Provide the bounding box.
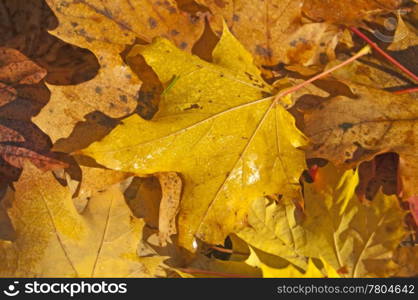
[301,164,407,277]
[302,0,402,25]
[81,26,307,251]
[195,0,339,67]
[236,197,307,269]
[34,0,209,143]
[299,83,418,206]
[0,163,167,277]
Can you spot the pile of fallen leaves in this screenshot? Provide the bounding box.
[0,0,417,278]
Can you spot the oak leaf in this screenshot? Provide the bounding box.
[0,163,166,277]
[81,27,307,251]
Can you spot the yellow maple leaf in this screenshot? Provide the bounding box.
[301,164,407,277]
[236,197,307,269]
[81,26,307,251]
[0,164,166,277]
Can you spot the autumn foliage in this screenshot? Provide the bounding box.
[0,0,417,278]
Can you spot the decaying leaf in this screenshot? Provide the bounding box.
[0,48,66,179]
[0,163,166,277]
[82,26,307,251]
[157,172,182,246]
[300,83,418,201]
[0,47,46,107]
[302,164,407,277]
[195,0,341,67]
[302,0,402,25]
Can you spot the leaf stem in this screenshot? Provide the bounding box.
[349,26,418,82]
[210,246,233,254]
[393,86,418,95]
[273,45,371,102]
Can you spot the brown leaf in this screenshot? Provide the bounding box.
[0,0,99,85]
[0,48,66,179]
[299,82,417,211]
[33,0,205,142]
[196,0,340,67]
[302,0,402,25]
[157,172,182,246]
[0,48,46,107]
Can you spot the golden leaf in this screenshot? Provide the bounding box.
[301,164,407,277]
[0,163,166,277]
[82,26,307,251]
[236,197,307,269]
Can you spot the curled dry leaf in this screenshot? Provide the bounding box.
[0,163,167,277]
[82,26,306,251]
[157,172,182,246]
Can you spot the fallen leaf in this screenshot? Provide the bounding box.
[68,165,132,212]
[157,172,182,246]
[0,0,99,85]
[196,0,340,67]
[82,26,307,251]
[236,197,307,269]
[300,83,418,201]
[302,164,407,277]
[302,0,402,25]
[388,13,418,51]
[0,47,46,108]
[0,48,66,179]
[246,248,339,278]
[0,163,166,277]
[392,245,418,277]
